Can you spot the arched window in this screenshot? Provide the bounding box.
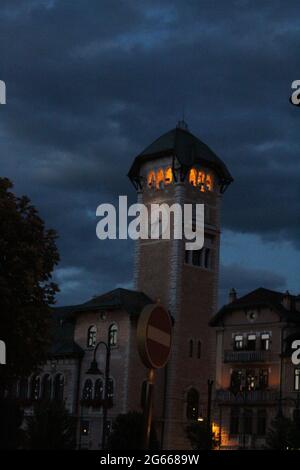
[107,378,114,400]
[205,173,213,191]
[94,379,103,401]
[189,168,197,186]
[30,375,40,401]
[19,377,28,400]
[186,388,199,420]
[87,325,97,348]
[147,170,155,188]
[156,168,164,189]
[82,379,93,401]
[197,341,202,359]
[53,374,64,401]
[164,167,173,185]
[197,171,205,192]
[189,340,193,358]
[41,374,52,400]
[109,323,118,347]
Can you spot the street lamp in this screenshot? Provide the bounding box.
[86,337,111,450]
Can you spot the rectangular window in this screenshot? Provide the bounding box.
[294,369,300,391]
[234,335,243,350]
[230,407,240,435]
[257,409,267,436]
[247,334,256,351]
[261,333,270,351]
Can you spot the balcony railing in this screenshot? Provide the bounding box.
[223,350,272,363]
[216,388,279,403]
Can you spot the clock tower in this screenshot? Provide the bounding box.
[128,122,232,448]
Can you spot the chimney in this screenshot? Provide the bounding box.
[228,288,237,304]
[282,290,292,310]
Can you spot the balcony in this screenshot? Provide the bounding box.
[223,350,272,363]
[216,388,279,404]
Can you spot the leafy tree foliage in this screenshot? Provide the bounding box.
[107,411,159,450]
[266,414,300,450]
[26,400,76,449]
[0,178,59,386]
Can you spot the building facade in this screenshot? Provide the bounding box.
[211,288,300,449]
[13,123,233,449]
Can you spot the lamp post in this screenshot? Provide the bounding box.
[86,336,111,450]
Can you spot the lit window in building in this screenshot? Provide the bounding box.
[82,379,93,401]
[19,377,28,400]
[197,341,202,359]
[234,335,243,350]
[247,334,256,351]
[30,375,41,401]
[189,168,197,187]
[53,374,64,401]
[257,409,267,436]
[246,370,256,391]
[230,407,240,435]
[186,388,199,420]
[259,369,268,390]
[80,420,90,436]
[244,409,253,435]
[107,378,114,400]
[294,369,300,391]
[165,167,173,185]
[204,248,210,269]
[87,325,97,348]
[189,340,193,358]
[156,168,164,189]
[205,173,213,191]
[147,170,155,188]
[41,374,52,400]
[197,171,206,192]
[261,333,270,351]
[109,323,118,347]
[94,379,103,401]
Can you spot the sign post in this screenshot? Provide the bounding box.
[137,304,172,449]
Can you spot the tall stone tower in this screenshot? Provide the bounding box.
[128,122,233,448]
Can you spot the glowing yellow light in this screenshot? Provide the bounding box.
[147,171,155,188]
[189,168,197,186]
[156,168,164,189]
[197,171,205,192]
[206,173,213,191]
[164,167,173,185]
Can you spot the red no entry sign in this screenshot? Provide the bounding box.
[137,304,172,369]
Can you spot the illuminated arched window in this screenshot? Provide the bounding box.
[189,168,197,187]
[87,325,97,348]
[147,170,155,188]
[41,374,52,400]
[186,388,199,420]
[197,171,205,192]
[19,377,28,400]
[206,173,213,191]
[164,167,173,185]
[109,323,118,347]
[156,168,164,189]
[82,379,93,401]
[30,375,41,401]
[94,379,103,401]
[53,374,64,401]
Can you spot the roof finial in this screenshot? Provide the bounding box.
[176,105,188,130]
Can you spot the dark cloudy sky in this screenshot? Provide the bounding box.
[1,0,299,307]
